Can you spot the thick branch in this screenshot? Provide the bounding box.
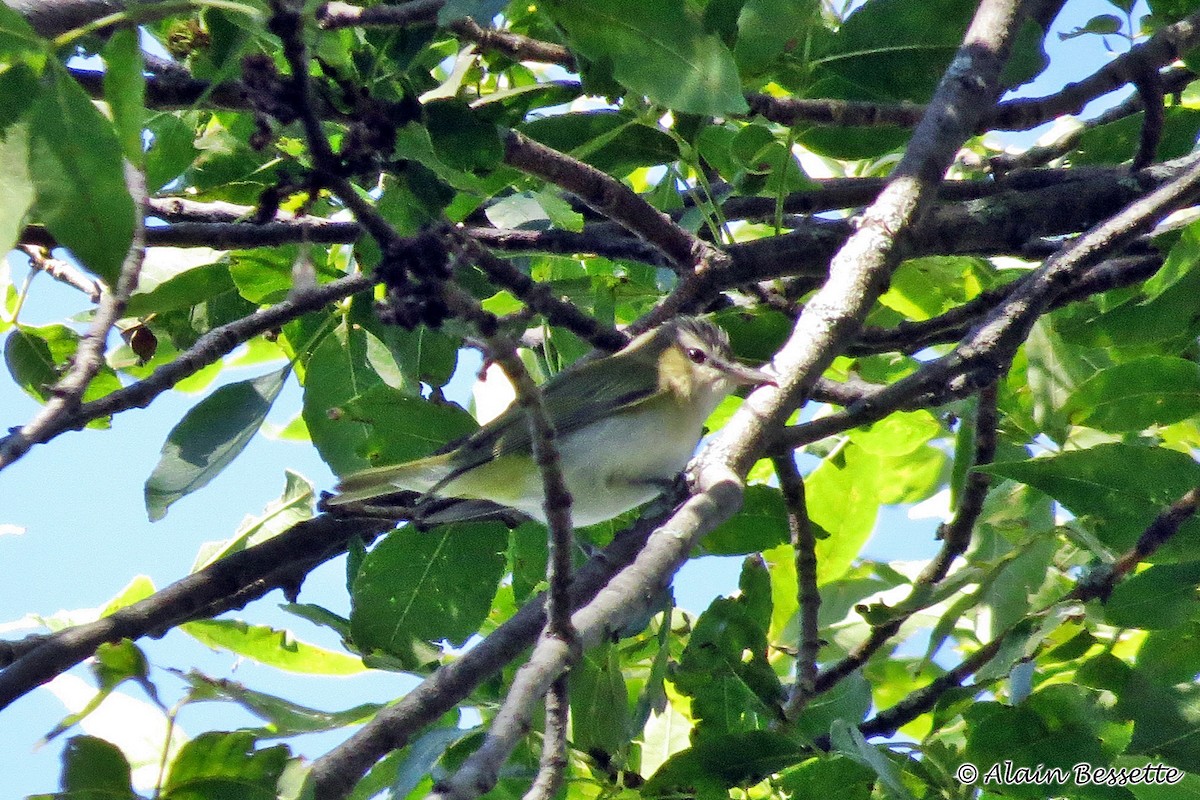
[426,468,745,800]
[705,0,1030,478]
[0,514,394,708]
[307,507,673,797]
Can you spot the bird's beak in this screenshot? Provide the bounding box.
[718,359,778,387]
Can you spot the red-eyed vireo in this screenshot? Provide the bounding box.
[326,316,775,526]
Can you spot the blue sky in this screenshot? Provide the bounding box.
[0,2,1146,795]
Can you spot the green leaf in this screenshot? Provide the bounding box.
[1059,13,1124,39]
[1025,314,1117,442]
[486,191,554,230]
[964,686,1119,799]
[182,619,366,674]
[391,727,472,799]
[145,113,199,192]
[191,470,315,571]
[1115,670,1200,772]
[829,720,916,800]
[1075,107,1200,165]
[91,639,150,691]
[0,2,48,73]
[102,29,145,165]
[1145,217,1200,303]
[983,443,1200,558]
[0,117,34,256]
[848,409,940,457]
[806,444,880,584]
[791,671,872,741]
[28,63,135,283]
[703,484,789,555]
[570,641,630,755]
[424,100,504,172]
[60,735,133,796]
[642,730,802,795]
[1137,622,1200,686]
[816,0,977,102]
[301,321,387,476]
[1105,563,1200,629]
[342,384,478,467]
[182,671,381,735]
[1064,356,1200,432]
[125,259,234,317]
[673,593,783,737]
[520,112,679,177]
[641,684,694,778]
[546,0,748,116]
[4,324,121,426]
[509,520,549,604]
[145,366,290,521]
[879,256,991,321]
[350,522,508,669]
[164,731,289,799]
[778,755,876,800]
[734,0,818,75]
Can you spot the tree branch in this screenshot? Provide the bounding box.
[775,456,820,721]
[704,0,1031,478]
[19,244,102,302]
[0,514,395,709]
[841,153,1200,434]
[987,9,1200,132]
[0,273,374,469]
[502,130,716,275]
[0,165,146,471]
[307,507,674,798]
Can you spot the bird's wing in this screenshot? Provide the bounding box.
[432,354,665,490]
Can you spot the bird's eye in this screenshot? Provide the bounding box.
[686,347,707,364]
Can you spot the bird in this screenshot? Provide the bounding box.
[325,316,775,527]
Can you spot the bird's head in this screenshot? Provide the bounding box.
[649,317,776,415]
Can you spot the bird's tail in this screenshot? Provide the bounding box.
[325,456,450,507]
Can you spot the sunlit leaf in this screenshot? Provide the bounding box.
[145,366,290,521]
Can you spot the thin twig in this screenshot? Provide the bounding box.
[450,17,574,67]
[460,239,629,352]
[0,165,146,471]
[775,456,820,720]
[502,130,715,275]
[439,278,577,800]
[1073,485,1200,602]
[0,273,374,467]
[986,9,1200,132]
[440,278,576,643]
[427,465,745,800]
[849,254,1162,357]
[1130,53,1166,172]
[19,245,103,302]
[317,0,576,66]
[858,478,1200,737]
[521,674,570,800]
